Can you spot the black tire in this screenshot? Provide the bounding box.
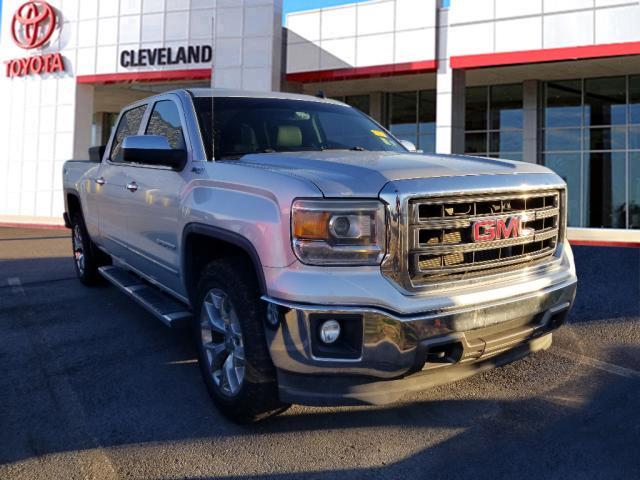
[70,212,105,286]
[194,257,290,423]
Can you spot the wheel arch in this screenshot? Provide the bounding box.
[181,223,267,303]
[65,189,82,225]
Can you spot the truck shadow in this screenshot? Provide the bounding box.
[2,286,639,479]
[172,346,640,479]
[0,246,638,478]
[0,257,81,293]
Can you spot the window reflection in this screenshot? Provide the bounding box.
[387,90,436,152]
[146,100,186,150]
[584,77,626,126]
[110,104,147,162]
[546,80,582,128]
[490,84,523,130]
[586,152,626,228]
[465,86,487,131]
[418,90,436,152]
[330,95,370,115]
[544,153,582,227]
[543,77,633,229]
[629,153,640,229]
[545,128,581,152]
[388,91,417,145]
[628,76,640,125]
[490,131,522,153]
[584,127,626,151]
[464,84,523,159]
[465,132,486,154]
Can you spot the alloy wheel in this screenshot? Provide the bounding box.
[72,224,85,275]
[200,289,245,396]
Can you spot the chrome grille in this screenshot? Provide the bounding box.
[408,191,561,284]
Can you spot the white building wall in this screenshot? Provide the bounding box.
[435,8,465,155]
[449,0,640,57]
[286,0,437,74]
[0,0,77,221]
[213,0,283,92]
[0,0,215,223]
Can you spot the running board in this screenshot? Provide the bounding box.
[99,266,191,328]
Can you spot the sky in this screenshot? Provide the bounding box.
[284,0,450,12]
[283,0,371,16]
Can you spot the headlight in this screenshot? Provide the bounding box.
[291,199,387,265]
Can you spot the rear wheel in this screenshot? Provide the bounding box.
[70,213,103,286]
[194,258,289,423]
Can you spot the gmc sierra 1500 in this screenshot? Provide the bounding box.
[63,89,577,423]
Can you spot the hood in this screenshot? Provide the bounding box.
[234,151,552,197]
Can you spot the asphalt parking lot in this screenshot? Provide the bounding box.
[0,227,639,480]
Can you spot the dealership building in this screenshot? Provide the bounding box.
[1,0,640,243]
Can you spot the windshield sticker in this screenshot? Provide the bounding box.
[379,137,393,146]
[371,129,388,138]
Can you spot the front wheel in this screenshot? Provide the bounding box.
[194,258,289,423]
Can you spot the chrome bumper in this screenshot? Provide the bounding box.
[263,273,577,404]
[276,334,554,406]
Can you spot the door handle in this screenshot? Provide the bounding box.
[95,177,105,185]
[126,182,138,192]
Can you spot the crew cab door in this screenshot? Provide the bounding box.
[96,103,149,259]
[123,96,191,295]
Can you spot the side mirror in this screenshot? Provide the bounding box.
[122,135,187,170]
[399,139,418,152]
[89,145,106,163]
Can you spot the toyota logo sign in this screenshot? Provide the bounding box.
[11,1,57,50]
[5,0,65,78]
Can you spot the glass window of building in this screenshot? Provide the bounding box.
[542,76,640,229]
[387,90,436,153]
[332,95,370,115]
[629,152,640,228]
[464,84,523,160]
[418,90,436,153]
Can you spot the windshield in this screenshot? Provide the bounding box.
[193,96,406,160]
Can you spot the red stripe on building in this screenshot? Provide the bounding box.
[76,69,212,84]
[450,41,640,70]
[569,240,640,248]
[286,60,438,83]
[0,222,67,231]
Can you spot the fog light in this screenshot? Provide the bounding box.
[319,320,341,344]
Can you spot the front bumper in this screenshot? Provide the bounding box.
[263,272,577,405]
[277,334,554,406]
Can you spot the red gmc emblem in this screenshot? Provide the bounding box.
[11,1,57,50]
[473,217,521,242]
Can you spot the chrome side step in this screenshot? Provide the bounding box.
[99,266,192,328]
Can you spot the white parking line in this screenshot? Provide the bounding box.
[551,348,640,380]
[7,277,25,296]
[166,359,197,365]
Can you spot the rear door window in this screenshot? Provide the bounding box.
[109,104,147,162]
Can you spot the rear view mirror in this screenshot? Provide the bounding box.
[122,135,187,170]
[399,139,418,152]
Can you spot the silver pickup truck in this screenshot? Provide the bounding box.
[63,89,577,423]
